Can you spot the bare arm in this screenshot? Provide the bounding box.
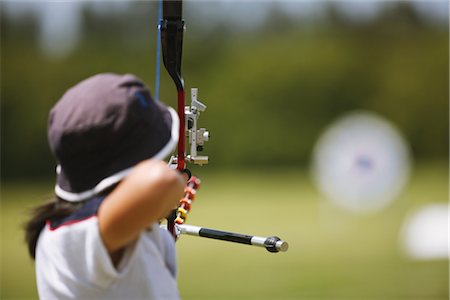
[98,160,185,256]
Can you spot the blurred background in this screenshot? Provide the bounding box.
[1,1,448,299]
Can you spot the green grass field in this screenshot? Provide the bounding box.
[1,165,448,299]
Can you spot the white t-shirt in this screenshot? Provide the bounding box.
[36,213,180,300]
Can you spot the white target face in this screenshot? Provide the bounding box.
[312,111,411,213]
[400,204,449,260]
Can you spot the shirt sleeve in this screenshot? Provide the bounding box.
[83,217,121,286]
[57,217,140,288]
[87,217,144,286]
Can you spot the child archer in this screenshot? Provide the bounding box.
[25,73,185,299]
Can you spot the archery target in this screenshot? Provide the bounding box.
[312,111,411,213]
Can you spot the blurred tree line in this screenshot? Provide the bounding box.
[1,2,448,180]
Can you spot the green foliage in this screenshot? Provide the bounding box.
[1,2,448,180]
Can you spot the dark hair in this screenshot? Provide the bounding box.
[24,198,82,259]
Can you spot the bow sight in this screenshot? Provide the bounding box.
[167,88,209,168]
[186,88,209,166]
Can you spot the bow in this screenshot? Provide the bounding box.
[159,0,288,253]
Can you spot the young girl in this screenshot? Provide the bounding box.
[25,73,186,299]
